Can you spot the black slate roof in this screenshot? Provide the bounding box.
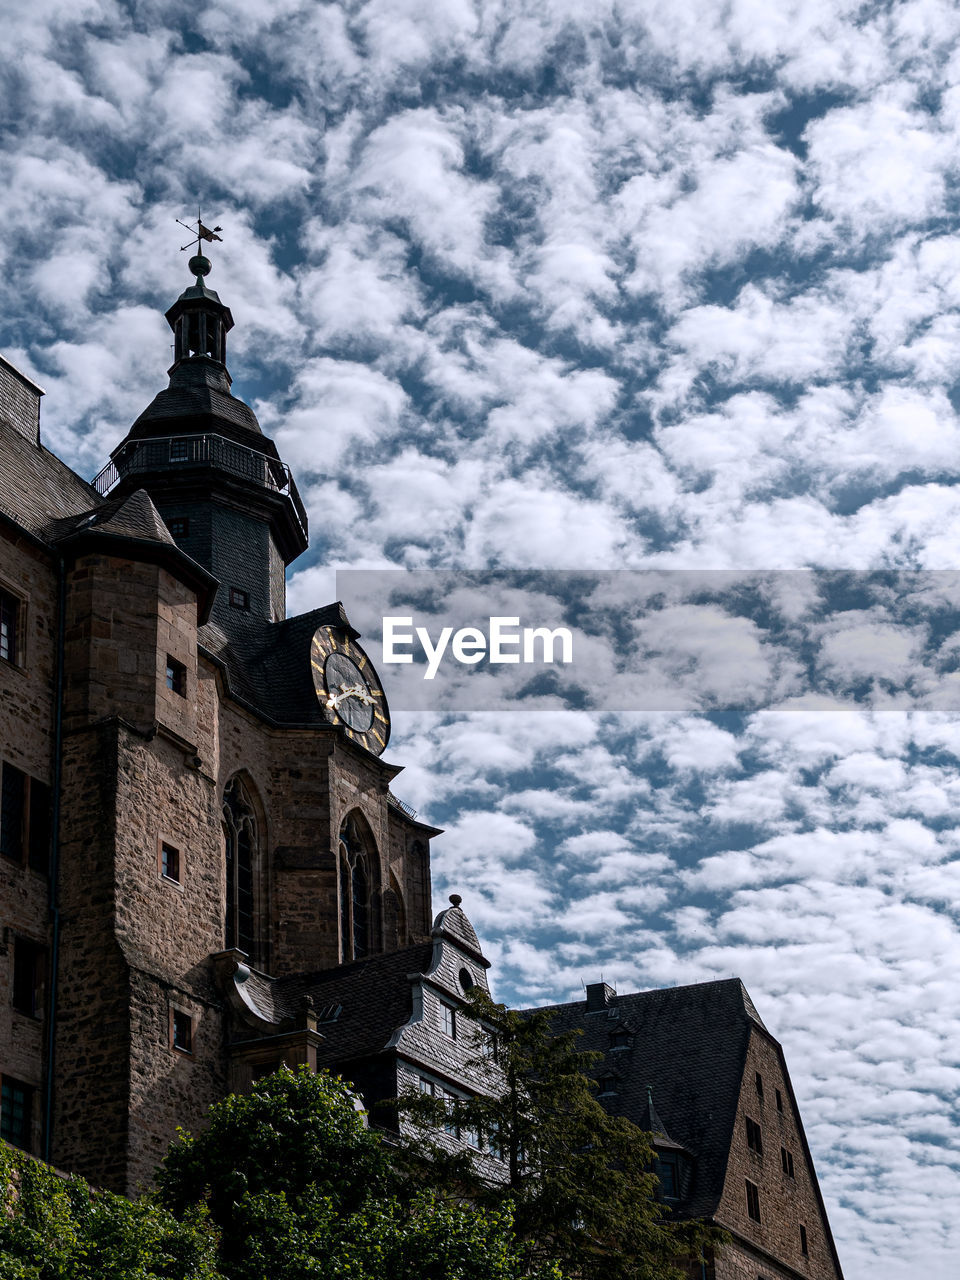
[123,359,268,451]
[0,419,101,540]
[529,978,764,1219]
[199,602,362,727]
[241,944,434,1063]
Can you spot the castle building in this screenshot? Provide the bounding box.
[534,980,844,1280]
[1,253,842,1279]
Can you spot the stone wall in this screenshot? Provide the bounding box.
[716,1026,842,1280]
[0,528,57,1155]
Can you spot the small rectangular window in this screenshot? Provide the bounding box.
[1,762,26,863]
[169,440,190,462]
[800,1224,808,1256]
[775,1087,783,1112]
[746,1179,761,1223]
[172,1008,193,1054]
[166,656,187,696]
[12,938,45,1017]
[781,1146,795,1178]
[167,516,190,538]
[440,1003,456,1039]
[0,589,19,664]
[229,587,250,611]
[755,1071,764,1101]
[161,842,180,883]
[418,1076,436,1096]
[0,1077,32,1151]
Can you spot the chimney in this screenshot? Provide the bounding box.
[0,355,43,446]
[585,981,616,1011]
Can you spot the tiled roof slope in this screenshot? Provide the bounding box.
[0,419,101,540]
[531,978,764,1220]
[46,489,178,547]
[240,944,434,1064]
[198,603,360,727]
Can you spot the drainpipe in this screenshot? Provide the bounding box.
[42,553,65,1162]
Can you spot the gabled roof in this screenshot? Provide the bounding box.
[529,978,765,1219]
[47,489,177,547]
[0,418,100,541]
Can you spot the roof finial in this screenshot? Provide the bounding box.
[176,209,224,284]
[449,893,462,908]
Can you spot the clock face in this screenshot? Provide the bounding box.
[310,626,390,755]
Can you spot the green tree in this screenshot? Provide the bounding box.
[0,1142,217,1280]
[391,991,724,1280]
[155,1065,559,1280]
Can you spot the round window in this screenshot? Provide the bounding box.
[459,967,475,992]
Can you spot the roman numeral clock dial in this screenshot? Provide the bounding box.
[310,625,391,756]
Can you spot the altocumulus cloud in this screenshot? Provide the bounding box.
[5,1,960,1275]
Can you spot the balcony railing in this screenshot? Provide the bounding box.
[92,433,308,541]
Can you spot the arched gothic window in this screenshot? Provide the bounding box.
[223,776,257,958]
[339,813,372,961]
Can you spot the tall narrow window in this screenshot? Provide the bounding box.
[1,762,25,863]
[0,1078,32,1151]
[223,777,257,958]
[12,939,45,1017]
[338,812,373,962]
[0,589,19,664]
[800,1224,808,1256]
[746,1179,761,1223]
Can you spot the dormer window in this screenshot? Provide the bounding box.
[597,1074,617,1095]
[610,1029,631,1050]
[655,1151,681,1200]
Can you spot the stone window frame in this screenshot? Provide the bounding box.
[165,655,187,697]
[223,774,261,961]
[0,581,23,667]
[170,1004,195,1056]
[780,1145,795,1178]
[158,835,183,888]
[745,1178,762,1223]
[11,935,46,1019]
[745,1114,763,1156]
[0,1074,34,1152]
[0,761,51,874]
[338,810,377,963]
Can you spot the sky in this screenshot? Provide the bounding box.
[3,1,960,1275]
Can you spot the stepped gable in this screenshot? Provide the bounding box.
[535,977,763,1220]
[0,417,100,540]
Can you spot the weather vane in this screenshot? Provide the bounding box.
[176,208,224,255]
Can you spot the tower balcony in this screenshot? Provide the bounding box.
[93,432,308,543]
